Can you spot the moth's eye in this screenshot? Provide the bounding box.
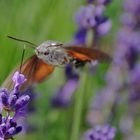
[44,52,49,55]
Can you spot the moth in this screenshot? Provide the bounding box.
[2,36,111,90]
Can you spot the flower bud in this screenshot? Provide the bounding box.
[15,95,30,111]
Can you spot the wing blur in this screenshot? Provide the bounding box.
[2,55,55,90]
[63,45,111,62]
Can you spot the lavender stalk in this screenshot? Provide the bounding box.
[0,71,30,140]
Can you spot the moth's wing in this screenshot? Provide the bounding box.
[63,45,111,62]
[2,55,55,90]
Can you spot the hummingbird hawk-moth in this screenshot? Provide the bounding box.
[2,36,111,90]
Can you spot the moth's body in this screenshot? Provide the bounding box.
[35,40,73,66]
[3,36,111,90]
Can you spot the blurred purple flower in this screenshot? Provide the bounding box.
[118,0,140,69]
[51,78,79,108]
[116,29,140,69]
[0,71,30,139]
[96,18,112,35]
[128,65,140,102]
[65,64,79,80]
[124,0,140,15]
[75,4,111,33]
[74,3,111,45]
[120,13,137,29]
[75,5,96,28]
[82,124,116,140]
[74,28,87,45]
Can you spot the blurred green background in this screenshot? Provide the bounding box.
[0,0,122,140]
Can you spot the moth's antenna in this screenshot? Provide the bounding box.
[19,45,26,73]
[7,35,37,49]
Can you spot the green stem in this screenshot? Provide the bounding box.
[70,71,88,140]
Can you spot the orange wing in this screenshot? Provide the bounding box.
[2,55,55,90]
[64,45,111,62]
[21,55,54,83]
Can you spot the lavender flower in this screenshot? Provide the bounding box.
[117,0,140,102]
[21,87,37,113]
[82,124,116,140]
[120,13,137,29]
[0,116,22,140]
[75,5,98,29]
[75,4,111,36]
[51,78,79,108]
[128,64,140,102]
[0,71,30,139]
[74,28,87,45]
[0,72,30,114]
[124,0,140,15]
[12,71,27,93]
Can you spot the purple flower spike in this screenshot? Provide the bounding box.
[75,5,96,28]
[15,126,22,134]
[12,71,27,93]
[0,115,23,139]
[12,71,27,86]
[97,19,112,35]
[0,89,9,108]
[74,3,112,40]
[65,65,79,79]
[10,119,17,127]
[74,28,87,45]
[0,124,6,134]
[124,0,140,15]
[120,13,136,28]
[51,79,79,108]
[1,92,8,107]
[0,72,30,113]
[15,95,30,111]
[6,127,16,136]
[95,5,105,16]
[108,128,116,139]
[82,124,116,140]
[9,95,18,107]
[0,71,30,139]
